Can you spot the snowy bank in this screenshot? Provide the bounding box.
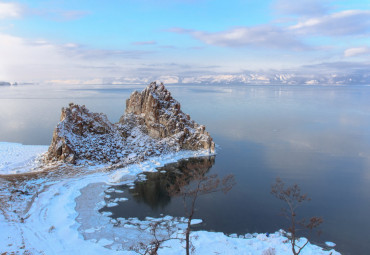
[0,142,48,175]
[0,142,339,254]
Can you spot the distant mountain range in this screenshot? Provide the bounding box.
[8,69,370,86]
[99,72,370,86]
[0,81,20,86]
[0,81,11,86]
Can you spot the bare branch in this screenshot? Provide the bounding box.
[271,178,323,255]
[168,165,235,255]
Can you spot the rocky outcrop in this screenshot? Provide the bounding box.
[47,82,215,165]
[47,103,123,164]
[123,82,215,152]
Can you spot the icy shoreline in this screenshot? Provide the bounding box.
[0,142,339,254]
[0,142,48,175]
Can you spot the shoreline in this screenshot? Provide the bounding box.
[0,142,339,254]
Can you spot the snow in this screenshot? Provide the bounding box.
[0,142,340,255]
[160,231,337,255]
[0,142,48,175]
[325,241,336,247]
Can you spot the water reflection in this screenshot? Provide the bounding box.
[100,156,215,217]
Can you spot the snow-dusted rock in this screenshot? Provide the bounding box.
[47,82,215,164]
[123,81,215,153]
[47,103,123,164]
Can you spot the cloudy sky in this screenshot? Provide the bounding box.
[0,0,370,83]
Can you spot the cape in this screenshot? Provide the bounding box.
[47,82,215,164]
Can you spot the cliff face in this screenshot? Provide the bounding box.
[123,82,215,153]
[47,82,215,165]
[47,103,124,164]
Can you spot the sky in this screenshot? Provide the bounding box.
[0,0,370,84]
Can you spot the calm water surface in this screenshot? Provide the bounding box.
[1,84,370,254]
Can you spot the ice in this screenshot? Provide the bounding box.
[107,202,118,207]
[97,238,114,246]
[113,197,128,202]
[101,211,113,217]
[190,219,202,225]
[325,241,336,247]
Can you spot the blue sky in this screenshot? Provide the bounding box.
[1,0,370,83]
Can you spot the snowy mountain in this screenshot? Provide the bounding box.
[0,81,11,86]
[83,71,370,86]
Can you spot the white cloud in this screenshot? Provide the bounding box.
[0,33,152,82]
[290,10,370,36]
[273,0,330,16]
[0,33,80,81]
[169,26,307,50]
[344,46,370,57]
[0,2,89,21]
[0,2,22,19]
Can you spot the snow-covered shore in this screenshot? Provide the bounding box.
[0,142,339,254]
[0,142,48,175]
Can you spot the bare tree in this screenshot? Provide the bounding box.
[168,166,235,255]
[130,218,182,255]
[271,177,323,255]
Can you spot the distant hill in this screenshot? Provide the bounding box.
[0,81,11,86]
[95,72,370,86]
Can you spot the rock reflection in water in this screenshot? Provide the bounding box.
[101,156,215,219]
[131,156,216,208]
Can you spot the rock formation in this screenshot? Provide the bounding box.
[47,82,215,164]
[122,82,215,152]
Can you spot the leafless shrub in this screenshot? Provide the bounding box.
[130,218,181,255]
[168,167,235,255]
[271,177,323,255]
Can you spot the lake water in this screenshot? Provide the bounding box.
[1,84,370,254]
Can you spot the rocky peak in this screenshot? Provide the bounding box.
[59,103,113,136]
[123,82,215,152]
[47,103,120,164]
[125,82,177,116]
[125,82,183,138]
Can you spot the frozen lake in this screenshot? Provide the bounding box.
[1,83,370,254]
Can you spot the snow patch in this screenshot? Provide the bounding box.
[0,142,48,175]
[325,241,336,247]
